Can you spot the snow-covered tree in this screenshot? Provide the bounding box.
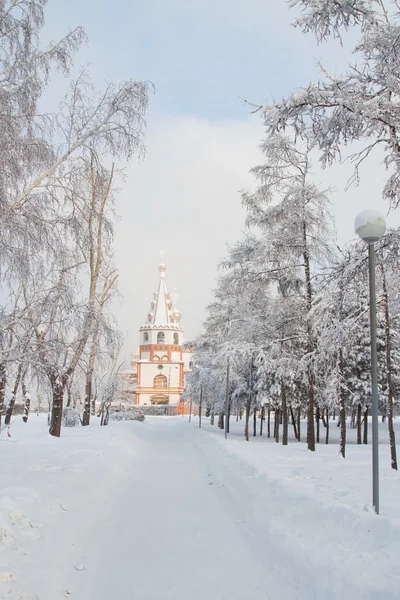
[256,0,400,207]
[0,1,152,436]
[241,134,334,450]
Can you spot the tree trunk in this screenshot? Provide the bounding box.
[66,382,72,408]
[210,410,215,426]
[357,404,362,445]
[245,396,251,441]
[22,382,31,423]
[338,344,346,459]
[282,386,288,446]
[290,406,298,441]
[5,363,23,426]
[363,408,368,445]
[245,357,253,442]
[297,408,301,442]
[83,322,101,426]
[82,375,92,426]
[325,407,329,444]
[267,408,271,438]
[260,406,265,436]
[315,405,320,444]
[381,266,397,469]
[307,380,315,451]
[218,412,224,430]
[275,409,280,443]
[49,374,66,438]
[253,408,257,437]
[303,222,315,452]
[0,362,7,431]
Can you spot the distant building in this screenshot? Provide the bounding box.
[119,253,193,408]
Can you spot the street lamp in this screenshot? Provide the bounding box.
[355,209,386,515]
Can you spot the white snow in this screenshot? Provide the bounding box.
[1,415,400,599]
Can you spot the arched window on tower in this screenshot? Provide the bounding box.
[173,332,179,345]
[157,332,165,344]
[143,332,149,343]
[154,374,167,389]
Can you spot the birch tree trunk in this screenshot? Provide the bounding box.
[22,382,31,423]
[49,372,66,438]
[338,279,347,459]
[4,363,23,426]
[0,363,7,430]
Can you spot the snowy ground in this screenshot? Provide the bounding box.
[1,415,400,599]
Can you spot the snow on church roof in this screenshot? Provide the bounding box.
[143,251,182,329]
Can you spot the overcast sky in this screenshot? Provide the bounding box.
[44,1,400,360]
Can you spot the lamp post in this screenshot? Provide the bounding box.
[355,209,386,515]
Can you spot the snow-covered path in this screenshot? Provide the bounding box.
[82,418,301,600]
[3,416,400,600]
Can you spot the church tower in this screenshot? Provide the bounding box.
[135,252,192,407]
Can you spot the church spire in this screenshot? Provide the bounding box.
[145,251,182,328]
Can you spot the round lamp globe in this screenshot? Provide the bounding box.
[355,210,386,243]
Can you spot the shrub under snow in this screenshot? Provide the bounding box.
[109,412,145,422]
[62,407,81,427]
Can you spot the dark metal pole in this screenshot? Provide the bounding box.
[224,357,230,440]
[199,384,202,428]
[368,243,380,514]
